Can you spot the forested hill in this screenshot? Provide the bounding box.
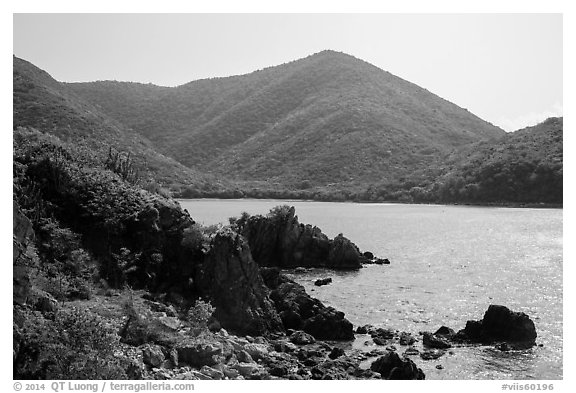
[67,50,505,189]
[407,117,563,205]
[15,54,561,205]
[13,56,230,194]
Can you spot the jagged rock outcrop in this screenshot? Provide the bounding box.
[197,231,283,336]
[454,305,537,348]
[241,206,364,270]
[260,267,354,340]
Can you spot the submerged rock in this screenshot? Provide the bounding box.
[314,278,332,286]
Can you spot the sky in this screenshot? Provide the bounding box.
[13,13,562,131]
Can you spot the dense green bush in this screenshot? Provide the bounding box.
[186,299,215,330]
[14,127,201,291]
[228,211,251,232]
[14,307,129,379]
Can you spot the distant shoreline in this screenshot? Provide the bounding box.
[175,197,563,209]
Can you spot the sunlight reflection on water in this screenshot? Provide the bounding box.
[179,199,562,380]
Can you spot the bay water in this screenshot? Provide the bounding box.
[178,199,562,380]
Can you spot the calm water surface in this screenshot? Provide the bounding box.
[179,199,563,380]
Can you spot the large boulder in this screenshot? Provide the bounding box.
[261,268,354,340]
[290,331,316,345]
[196,230,283,336]
[422,332,451,349]
[141,344,165,368]
[455,305,537,347]
[176,341,223,367]
[241,206,363,270]
[303,308,354,340]
[370,351,425,380]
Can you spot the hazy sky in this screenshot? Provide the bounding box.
[13,13,562,131]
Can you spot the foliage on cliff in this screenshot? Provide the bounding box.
[13,127,201,293]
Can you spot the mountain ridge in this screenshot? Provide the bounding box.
[15,53,560,204]
[13,56,230,193]
[66,50,505,188]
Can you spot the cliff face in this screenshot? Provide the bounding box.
[196,231,284,336]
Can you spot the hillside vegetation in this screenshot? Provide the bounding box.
[68,50,504,189]
[15,53,561,205]
[421,117,563,204]
[13,56,230,195]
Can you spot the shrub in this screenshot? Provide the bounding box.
[267,205,293,222]
[119,291,183,346]
[105,147,139,184]
[187,299,215,330]
[228,211,251,232]
[181,223,218,251]
[14,307,129,379]
[34,219,97,300]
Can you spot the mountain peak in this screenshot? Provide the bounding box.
[304,49,365,65]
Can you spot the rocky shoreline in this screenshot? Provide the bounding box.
[13,134,538,380]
